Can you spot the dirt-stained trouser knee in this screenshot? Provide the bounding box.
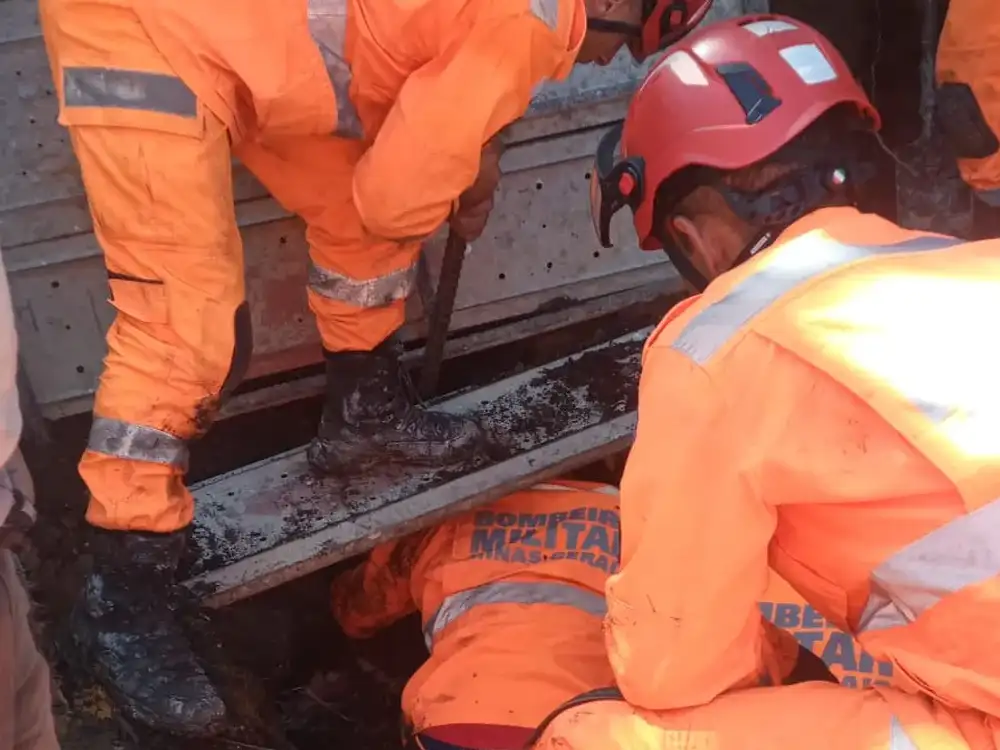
[0,550,59,750]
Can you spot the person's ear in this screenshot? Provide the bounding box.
[669,215,702,258]
[671,213,740,279]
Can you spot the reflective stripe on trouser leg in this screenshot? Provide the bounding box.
[87,418,189,468]
[306,250,420,352]
[54,50,247,531]
[236,135,422,352]
[81,272,250,533]
[307,259,417,309]
[422,581,607,649]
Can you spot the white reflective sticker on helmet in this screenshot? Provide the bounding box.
[664,51,709,86]
[780,43,838,85]
[742,19,798,36]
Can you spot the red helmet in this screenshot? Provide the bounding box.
[589,14,881,252]
[588,0,714,61]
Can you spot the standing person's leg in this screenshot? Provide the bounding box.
[39,0,248,735]
[238,135,490,475]
[0,550,59,750]
[0,454,58,750]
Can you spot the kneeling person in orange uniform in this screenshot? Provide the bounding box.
[332,479,831,750]
[332,480,624,750]
[538,14,1000,750]
[38,0,714,735]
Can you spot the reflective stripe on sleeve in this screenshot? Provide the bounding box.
[858,496,1000,632]
[423,580,606,649]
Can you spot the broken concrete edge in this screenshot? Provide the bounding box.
[184,411,638,608]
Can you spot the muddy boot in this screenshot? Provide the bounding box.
[71,528,227,736]
[307,338,493,475]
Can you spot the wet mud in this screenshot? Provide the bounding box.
[184,314,659,598]
[184,331,646,606]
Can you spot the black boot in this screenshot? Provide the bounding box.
[71,529,227,736]
[307,338,494,475]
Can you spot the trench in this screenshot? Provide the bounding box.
[17,1,982,747]
[21,301,654,750]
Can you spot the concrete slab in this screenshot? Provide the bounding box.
[183,328,648,607]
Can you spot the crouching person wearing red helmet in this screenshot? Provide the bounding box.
[536,14,1000,750]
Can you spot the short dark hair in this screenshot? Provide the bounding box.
[655,103,874,224]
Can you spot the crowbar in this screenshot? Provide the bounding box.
[417,229,468,399]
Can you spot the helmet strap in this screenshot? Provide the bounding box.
[662,246,709,292]
[663,230,772,294]
[586,18,642,35]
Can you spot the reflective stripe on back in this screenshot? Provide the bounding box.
[87,417,189,469]
[423,580,606,649]
[63,68,198,118]
[670,235,963,366]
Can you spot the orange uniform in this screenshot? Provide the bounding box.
[936,0,1000,205]
[332,480,621,745]
[38,0,586,532]
[535,206,1000,750]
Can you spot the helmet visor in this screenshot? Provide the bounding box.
[637,0,714,60]
[589,123,627,247]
